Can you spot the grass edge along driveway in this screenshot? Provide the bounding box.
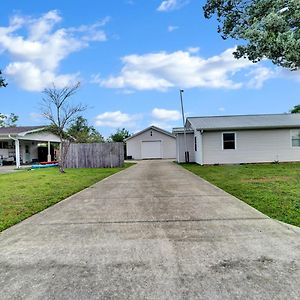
[0,164,133,232]
[181,163,300,228]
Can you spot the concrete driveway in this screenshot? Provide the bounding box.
[1,160,300,299]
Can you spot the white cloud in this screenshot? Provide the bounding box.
[157,0,189,12]
[247,67,276,89]
[96,48,254,91]
[5,62,79,91]
[168,25,179,32]
[246,65,300,89]
[1,11,109,91]
[95,111,141,128]
[218,107,225,112]
[152,108,181,121]
[187,47,200,54]
[149,121,173,130]
[278,68,300,82]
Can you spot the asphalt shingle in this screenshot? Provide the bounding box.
[187,114,300,130]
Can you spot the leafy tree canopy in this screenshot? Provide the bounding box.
[203,0,300,70]
[290,105,300,113]
[67,116,104,143]
[0,113,18,127]
[109,128,131,142]
[0,70,7,88]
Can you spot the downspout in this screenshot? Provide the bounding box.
[8,134,21,169]
[200,130,204,165]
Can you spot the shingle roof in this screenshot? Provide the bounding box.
[187,114,300,131]
[172,127,194,134]
[0,126,46,135]
[125,125,175,141]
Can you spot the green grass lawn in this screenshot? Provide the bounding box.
[0,164,132,232]
[181,163,300,227]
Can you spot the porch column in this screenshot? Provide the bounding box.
[15,139,20,169]
[47,141,51,162]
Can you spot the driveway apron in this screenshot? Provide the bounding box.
[0,160,300,299]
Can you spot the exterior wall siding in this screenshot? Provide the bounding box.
[203,129,300,164]
[175,133,195,163]
[194,131,203,165]
[18,131,61,142]
[126,128,176,160]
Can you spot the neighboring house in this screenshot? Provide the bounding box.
[125,126,176,160]
[0,126,61,168]
[173,114,300,165]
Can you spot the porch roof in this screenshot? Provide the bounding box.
[0,126,46,136]
[0,126,60,143]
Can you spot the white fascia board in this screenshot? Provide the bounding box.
[17,127,47,137]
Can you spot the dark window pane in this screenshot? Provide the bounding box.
[292,130,300,147]
[224,141,235,149]
[223,133,235,149]
[292,139,300,147]
[223,133,235,141]
[292,131,300,139]
[194,136,197,151]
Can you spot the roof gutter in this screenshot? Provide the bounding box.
[195,125,300,132]
[8,134,18,140]
[18,127,46,137]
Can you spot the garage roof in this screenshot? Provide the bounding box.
[125,126,175,141]
[187,114,300,131]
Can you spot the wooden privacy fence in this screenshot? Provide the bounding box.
[65,143,124,168]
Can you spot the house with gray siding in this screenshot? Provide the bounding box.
[173,114,300,165]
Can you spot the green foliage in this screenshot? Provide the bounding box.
[0,113,19,127]
[182,163,300,227]
[203,0,300,69]
[0,164,133,232]
[0,70,7,88]
[290,105,300,113]
[109,128,131,142]
[67,116,104,143]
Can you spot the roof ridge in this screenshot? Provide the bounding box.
[125,125,175,141]
[3,125,47,128]
[187,113,291,119]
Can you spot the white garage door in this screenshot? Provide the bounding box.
[141,141,162,159]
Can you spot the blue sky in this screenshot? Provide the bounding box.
[1,0,300,137]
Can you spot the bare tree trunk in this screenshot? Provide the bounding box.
[59,139,71,173]
[40,82,86,174]
[58,137,65,173]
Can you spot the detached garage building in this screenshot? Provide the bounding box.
[125,126,176,160]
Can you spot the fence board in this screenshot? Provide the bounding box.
[65,143,124,168]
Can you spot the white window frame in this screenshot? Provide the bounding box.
[291,129,300,148]
[222,132,236,150]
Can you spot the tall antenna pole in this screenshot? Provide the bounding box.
[180,89,189,163]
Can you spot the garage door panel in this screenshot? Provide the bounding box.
[141,141,162,159]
